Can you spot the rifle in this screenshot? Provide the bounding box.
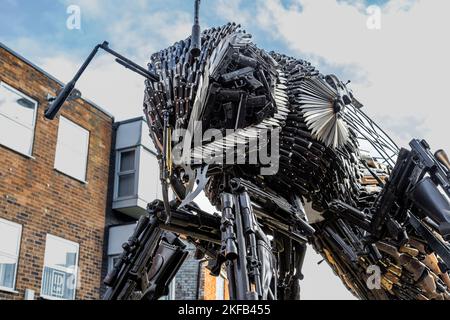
[369,139,450,267]
[102,196,227,301]
[407,139,450,239]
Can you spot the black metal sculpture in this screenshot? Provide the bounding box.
[46,1,450,300]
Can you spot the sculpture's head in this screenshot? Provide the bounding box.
[143,23,291,199]
[144,23,283,154]
[143,23,397,205]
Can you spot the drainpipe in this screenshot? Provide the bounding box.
[196,259,208,300]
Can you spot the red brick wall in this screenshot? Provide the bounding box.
[0,47,113,300]
[201,267,229,300]
[202,268,217,300]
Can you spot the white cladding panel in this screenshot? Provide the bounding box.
[108,224,137,255]
[140,122,157,154]
[115,120,142,150]
[138,147,162,203]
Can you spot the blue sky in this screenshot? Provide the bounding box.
[1,0,286,61]
[0,0,390,68]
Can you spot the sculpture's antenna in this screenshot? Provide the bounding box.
[190,0,202,58]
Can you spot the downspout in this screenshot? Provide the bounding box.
[196,259,208,300]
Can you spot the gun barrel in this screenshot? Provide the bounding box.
[410,177,450,239]
[45,42,159,120]
[45,81,76,120]
[190,0,202,58]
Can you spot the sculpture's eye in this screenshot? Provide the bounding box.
[325,75,337,90]
[333,99,344,114]
[342,95,352,106]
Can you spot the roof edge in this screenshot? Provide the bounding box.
[0,41,115,120]
[114,116,145,126]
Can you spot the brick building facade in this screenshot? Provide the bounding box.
[0,43,113,300]
[0,42,227,301]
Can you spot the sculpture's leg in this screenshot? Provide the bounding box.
[275,234,306,300]
[234,191,259,300]
[236,184,280,300]
[103,198,225,300]
[218,180,277,300]
[220,192,253,300]
[286,242,306,300]
[238,190,263,298]
[103,213,163,300]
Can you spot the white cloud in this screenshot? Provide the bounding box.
[39,54,145,121]
[36,2,194,121]
[104,10,193,61]
[215,0,253,26]
[253,0,450,152]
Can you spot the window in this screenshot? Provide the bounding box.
[108,255,121,273]
[54,116,90,182]
[216,276,225,300]
[0,219,22,292]
[0,82,38,156]
[116,149,137,198]
[41,235,79,300]
[159,277,176,300]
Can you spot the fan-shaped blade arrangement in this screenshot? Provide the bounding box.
[298,77,349,149]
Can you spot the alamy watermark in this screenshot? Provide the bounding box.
[66,5,81,30]
[172,123,280,176]
[366,265,382,290]
[366,5,382,30]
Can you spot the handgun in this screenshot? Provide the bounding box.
[220,67,264,91]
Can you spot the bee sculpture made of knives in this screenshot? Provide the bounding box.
[45,2,450,301]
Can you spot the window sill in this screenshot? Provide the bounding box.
[114,195,138,202]
[0,287,19,295]
[0,144,35,160]
[40,294,73,301]
[54,168,89,185]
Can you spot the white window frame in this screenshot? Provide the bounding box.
[166,276,176,300]
[0,218,22,293]
[54,116,90,183]
[107,255,121,273]
[0,82,38,157]
[114,147,139,200]
[40,234,79,301]
[216,274,226,300]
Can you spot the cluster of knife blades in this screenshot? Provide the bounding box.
[144,23,290,170]
[297,77,350,149]
[143,23,242,154]
[187,29,290,165]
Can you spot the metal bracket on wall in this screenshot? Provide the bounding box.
[46,89,81,103]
